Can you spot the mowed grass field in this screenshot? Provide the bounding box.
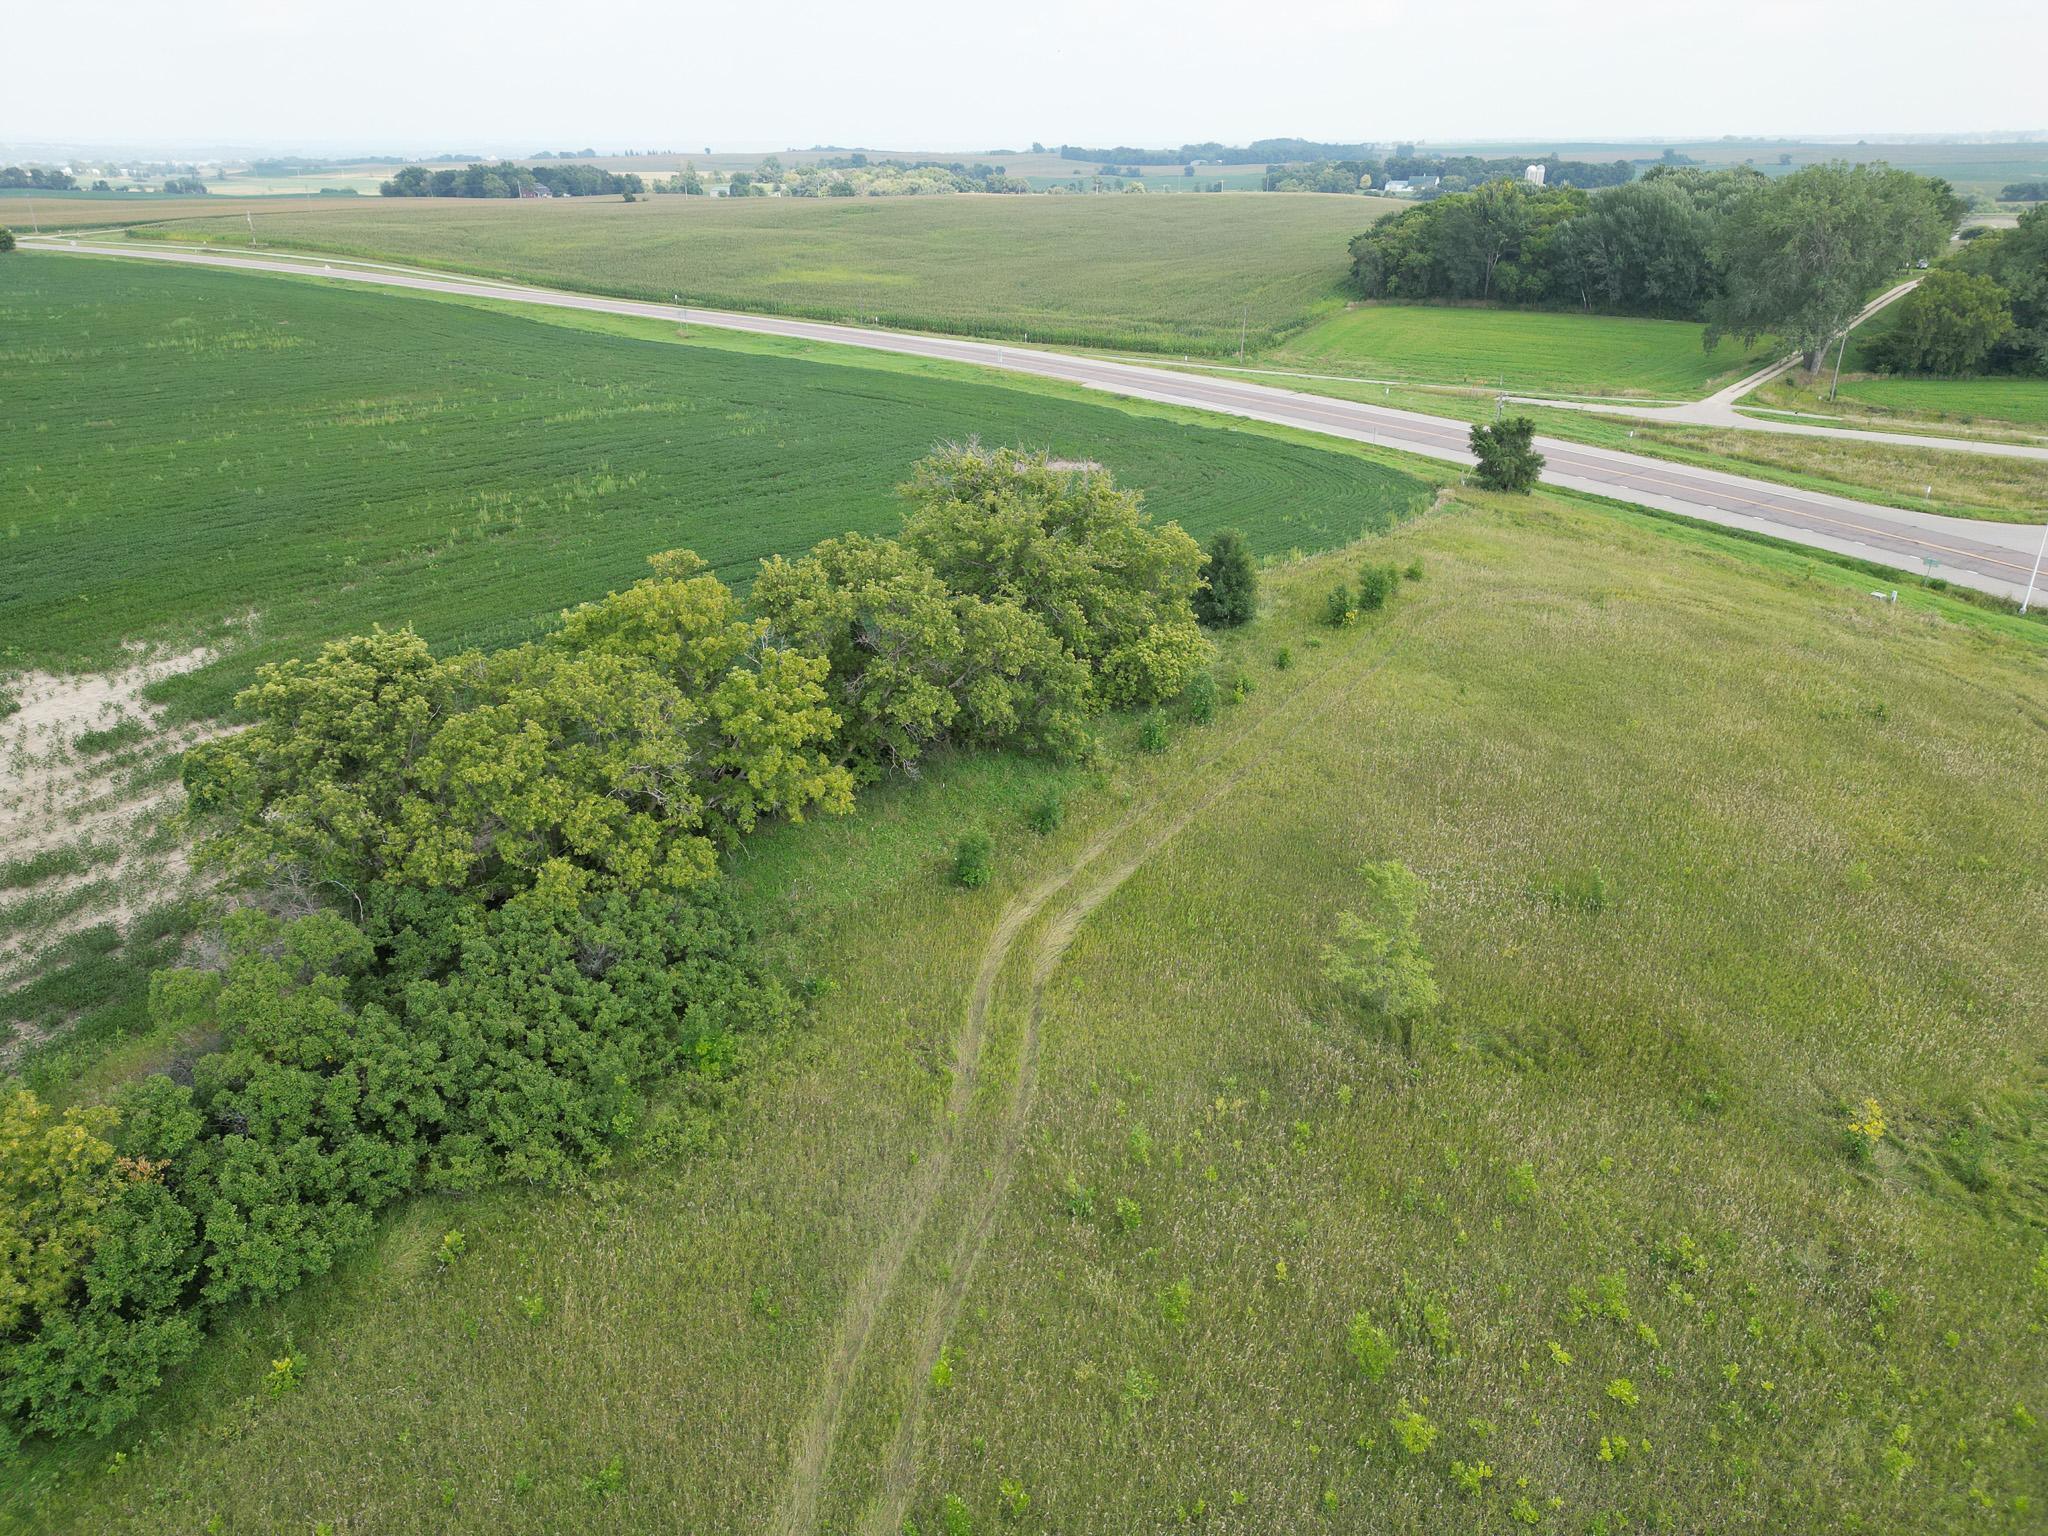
[13,491,2045,1534]
[0,253,1432,720]
[1262,303,1774,398]
[129,192,1384,352]
[1746,318,2048,435]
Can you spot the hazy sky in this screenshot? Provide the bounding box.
[8,0,2043,154]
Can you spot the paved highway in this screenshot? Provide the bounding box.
[28,238,2048,605]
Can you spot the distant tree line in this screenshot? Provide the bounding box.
[1265,154,1635,196]
[2001,181,2048,201]
[1061,139,1382,166]
[379,161,645,198]
[160,177,210,196]
[0,166,77,191]
[1348,162,1964,368]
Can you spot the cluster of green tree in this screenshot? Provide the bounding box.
[532,148,600,159]
[1866,208,2048,375]
[0,447,1233,1448]
[1265,154,1634,197]
[1998,181,2048,201]
[1349,163,1962,365]
[1264,162,1369,194]
[654,165,707,194]
[247,158,340,176]
[0,166,77,191]
[1059,139,1380,166]
[791,157,1028,197]
[160,177,210,196]
[379,162,645,198]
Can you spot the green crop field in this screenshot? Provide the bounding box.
[0,191,329,231]
[126,192,1385,353]
[0,252,1432,721]
[13,485,2045,1534]
[1260,303,1774,398]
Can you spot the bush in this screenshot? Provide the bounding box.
[1183,670,1217,724]
[1192,528,1257,628]
[1404,558,1425,582]
[1025,794,1065,835]
[1469,417,1544,493]
[1138,713,1170,753]
[1325,585,1355,627]
[1356,561,1401,613]
[953,832,993,889]
[1321,861,1439,1052]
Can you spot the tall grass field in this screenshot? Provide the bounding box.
[0,253,1431,720]
[11,486,2044,1534]
[126,192,1386,353]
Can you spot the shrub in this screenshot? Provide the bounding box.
[1273,646,1292,670]
[1355,561,1400,613]
[1183,670,1217,724]
[1469,417,1544,492]
[1321,861,1440,1052]
[1138,713,1170,753]
[1390,1401,1438,1456]
[1347,1310,1397,1380]
[1025,793,1065,835]
[953,832,994,889]
[1404,558,1425,582]
[1324,585,1355,627]
[1192,528,1257,628]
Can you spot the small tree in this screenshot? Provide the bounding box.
[1325,584,1355,626]
[1193,529,1257,628]
[953,832,993,888]
[0,229,15,254]
[1469,417,1543,493]
[1322,860,1438,1051]
[1355,561,1400,612]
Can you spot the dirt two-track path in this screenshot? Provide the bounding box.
[769,606,1437,1534]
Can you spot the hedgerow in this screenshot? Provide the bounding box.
[0,446,1214,1448]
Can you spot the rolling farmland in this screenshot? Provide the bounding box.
[123,192,1385,352]
[0,252,1433,719]
[16,489,2046,1534]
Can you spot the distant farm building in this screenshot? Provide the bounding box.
[1524,163,1547,185]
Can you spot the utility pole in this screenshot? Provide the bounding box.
[2022,518,2048,615]
[1238,304,1247,364]
[1828,324,1852,401]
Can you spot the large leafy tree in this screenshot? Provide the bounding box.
[186,553,853,903]
[900,445,1209,708]
[1704,163,1963,370]
[1864,270,2013,376]
[1951,205,2048,374]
